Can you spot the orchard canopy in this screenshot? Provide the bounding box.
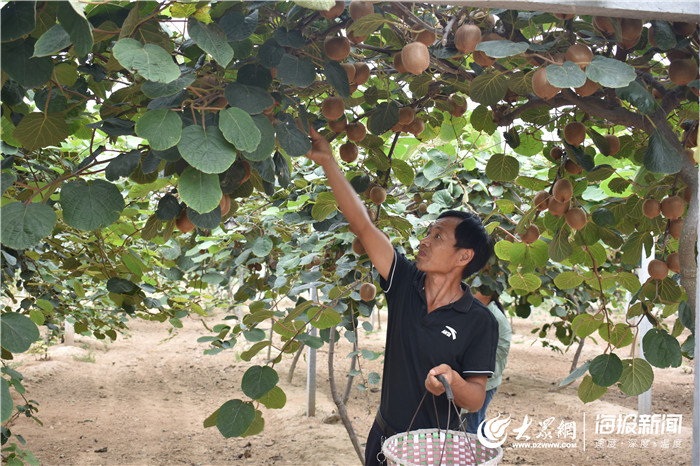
[1,0,698,443]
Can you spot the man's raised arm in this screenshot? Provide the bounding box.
[306,128,394,280]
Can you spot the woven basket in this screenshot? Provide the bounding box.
[382,428,502,466]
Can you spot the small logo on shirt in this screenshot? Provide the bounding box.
[441,326,457,340]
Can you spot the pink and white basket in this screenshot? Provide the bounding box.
[382,428,502,466]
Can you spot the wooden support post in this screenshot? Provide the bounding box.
[637,246,653,415]
[306,285,318,417]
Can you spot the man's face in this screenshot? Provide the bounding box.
[416,216,470,274]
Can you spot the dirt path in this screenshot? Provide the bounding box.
[8,310,694,465]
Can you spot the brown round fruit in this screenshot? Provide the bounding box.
[454,24,481,54]
[603,134,620,156]
[407,118,425,135]
[564,160,583,175]
[566,44,594,69]
[521,225,540,244]
[360,282,377,301]
[353,62,370,85]
[369,186,387,205]
[398,107,415,125]
[565,207,587,230]
[339,142,358,163]
[320,1,345,19]
[532,67,560,100]
[552,178,573,203]
[575,78,600,97]
[534,191,550,211]
[415,29,436,46]
[620,34,641,50]
[564,121,586,146]
[648,26,657,47]
[447,95,467,117]
[620,18,643,40]
[393,52,407,73]
[329,115,347,133]
[176,211,195,233]
[548,197,569,217]
[593,16,615,36]
[660,195,684,219]
[472,50,495,67]
[346,122,367,142]
[669,59,698,86]
[550,146,563,160]
[348,0,373,20]
[418,202,428,213]
[220,195,231,216]
[413,193,422,203]
[555,13,575,20]
[321,96,345,121]
[672,22,697,37]
[401,42,431,75]
[666,253,680,273]
[648,259,668,280]
[669,218,684,239]
[324,36,351,61]
[352,237,366,255]
[642,198,661,218]
[341,62,356,83]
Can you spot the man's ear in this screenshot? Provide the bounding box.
[459,248,474,266]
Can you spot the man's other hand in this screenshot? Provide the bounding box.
[306,127,334,166]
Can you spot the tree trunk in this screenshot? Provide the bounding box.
[343,339,359,405]
[328,327,364,465]
[569,337,585,374]
[287,345,304,384]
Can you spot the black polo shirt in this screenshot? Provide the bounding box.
[377,249,498,432]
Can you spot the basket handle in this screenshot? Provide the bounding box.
[436,374,454,401]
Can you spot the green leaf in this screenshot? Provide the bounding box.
[599,323,634,348]
[475,40,528,58]
[220,10,259,42]
[57,1,93,57]
[216,399,255,438]
[243,115,276,162]
[589,353,623,387]
[642,328,682,368]
[106,277,138,295]
[1,39,54,88]
[178,125,237,174]
[258,386,286,409]
[142,72,196,98]
[252,236,274,257]
[572,313,604,338]
[578,374,607,403]
[346,13,386,36]
[277,54,316,88]
[493,240,512,260]
[311,191,337,221]
[367,101,399,136]
[618,358,654,396]
[470,72,509,107]
[224,83,274,115]
[275,114,311,157]
[643,129,683,175]
[241,365,278,400]
[585,55,636,88]
[559,360,590,387]
[545,61,586,88]
[1,173,16,196]
[310,307,342,329]
[188,19,233,67]
[616,79,656,114]
[13,112,69,151]
[242,409,265,437]
[678,301,694,330]
[470,105,497,135]
[324,61,350,98]
[33,24,72,57]
[1,378,13,423]
[508,273,541,293]
[60,179,125,230]
[554,271,584,289]
[1,1,36,42]
[649,20,676,51]
[106,150,141,181]
[178,167,222,214]
[112,38,180,83]
[135,109,182,150]
[512,131,543,156]
[485,153,519,181]
[0,312,40,353]
[219,107,261,153]
[1,202,57,250]
[616,272,641,294]
[548,227,573,262]
[391,159,414,186]
[273,27,306,49]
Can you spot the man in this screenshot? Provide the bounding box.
[305,128,498,465]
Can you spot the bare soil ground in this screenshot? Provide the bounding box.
[8,308,695,465]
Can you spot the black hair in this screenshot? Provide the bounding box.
[437,210,494,279]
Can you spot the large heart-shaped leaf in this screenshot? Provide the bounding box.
[178,125,237,174]
[0,312,40,353]
[277,53,316,87]
[275,114,311,157]
[475,40,529,58]
[324,61,350,98]
[177,166,222,213]
[589,353,623,387]
[0,1,36,42]
[1,202,57,249]
[1,39,54,88]
[242,115,276,162]
[367,101,399,135]
[219,107,261,153]
[546,61,586,88]
[13,112,69,151]
[586,55,636,88]
[216,399,255,438]
[643,129,683,174]
[135,108,182,150]
[485,153,519,181]
[642,328,682,368]
[187,206,221,229]
[616,79,656,114]
[188,19,233,68]
[470,72,509,106]
[241,365,279,400]
[142,72,196,98]
[273,27,306,49]
[617,358,654,396]
[56,1,93,57]
[32,24,72,57]
[219,10,258,41]
[105,149,141,181]
[112,38,180,83]
[60,179,125,230]
[224,83,274,114]
[578,374,607,403]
